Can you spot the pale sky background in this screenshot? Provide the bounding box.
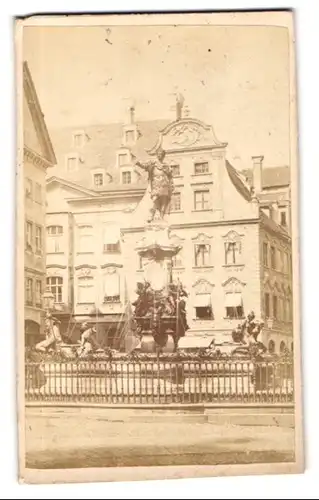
[23,25,290,169]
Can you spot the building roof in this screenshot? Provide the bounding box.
[242,166,290,189]
[225,160,253,202]
[23,61,57,165]
[260,211,290,239]
[48,119,170,190]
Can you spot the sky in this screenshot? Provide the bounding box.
[23,24,291,169]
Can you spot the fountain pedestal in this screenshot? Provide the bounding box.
[133,220,185,353]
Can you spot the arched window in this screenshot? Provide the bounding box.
[280,341,286,354]
[46,276,63,303]
[268,340,275,354]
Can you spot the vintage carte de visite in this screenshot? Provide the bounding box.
[16,11,303,485]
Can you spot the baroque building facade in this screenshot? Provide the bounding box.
[45,104,293,353]
[23,61,56,346]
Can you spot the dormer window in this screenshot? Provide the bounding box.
[122,171,132,184]
[94,173,103,187]
[119,153,128,166]
[73,131,86,148]
[125,130,135,143]
[66,155,78,172]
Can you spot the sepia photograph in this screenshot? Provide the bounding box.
[16,11,303,484]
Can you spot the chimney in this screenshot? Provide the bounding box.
[251,155,264,193]
[128,104,135,124]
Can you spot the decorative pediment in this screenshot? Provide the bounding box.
[46,266,65,277]
[75,265,96,278]
[169,232,185,245]
[222,230,244,241]
[46,264,67,270]
[222,277,246,292]
[101,263,123,272]
[147,118,227,154]
[192,232,212,242]
[192,278,215,294]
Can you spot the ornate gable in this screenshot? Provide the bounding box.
[222,277,246,292]
[192,278,215,293]
[222,230,244,241]
[147,118,227,154]
[192,232,212,243]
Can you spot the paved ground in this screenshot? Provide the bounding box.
[25,407,295,469]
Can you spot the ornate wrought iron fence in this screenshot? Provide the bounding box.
[25,356,294,404]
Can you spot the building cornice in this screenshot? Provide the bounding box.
[46,264,67,269]
[101,263,123,269]
[24,267,45,277]
[24,146,53,170]
[74,264,97,270]
[121,218,260,234]
[66,188,146,204]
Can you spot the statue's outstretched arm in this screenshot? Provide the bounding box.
[133,157,154,172]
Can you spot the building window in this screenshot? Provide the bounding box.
[25,278,33,305]
[139,256,147,270]
[194,190,210,211]
[47,225,63,253]
[67,156,78,172]
[194,243,210,267]
[225,292,244,319]
[194,162,209,174]
[35,280,42,307]
[264,292,270,317]
[125,130,135,143]
[263,242,268,267]
[46,276,63,303]
[172,250,183,268]
[94,173,103,187]
[170,192,181,212]
[119,153,128,166]
[104,273,120,303]
[104,243,120,254]
[35,183,42,204]
[268,340,275,354]
[77,277,95,304]
[26,221,33,251]
[280,341,286,354]
[273,295,278,319]
[35,225,43,253]
[287,297,292,321]
[283,252,288,274]
[171,164,180,177]
[224,242,240,265]
[122,171,132,184]
[25,178,32,199]
[270,246,276,269]
[278,296,283,321]
[280,210,287,227]
[103,226,120,253]
[194,294,212,320]
[78,225,93,253]
[73,133,84,148]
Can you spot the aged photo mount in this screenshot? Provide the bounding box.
[16,11,303,485]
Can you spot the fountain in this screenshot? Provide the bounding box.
[131,148,189,353]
